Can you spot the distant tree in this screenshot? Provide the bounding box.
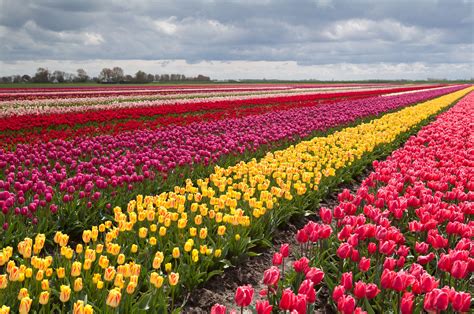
[196,74,210,81]
[12,75,21,83]
[147,74,155,82]
[52,70,66,83]
[76,68,89,82]
[134,70,148,83]
[1,76,11,83]
[111,67,124,83]
[154,74,160,81]
[98,68,113,82]
[124,74,133,83]
[63,72,76,82]
[33,67,50,83]
[160,74,170,82]
[21,75,31,83]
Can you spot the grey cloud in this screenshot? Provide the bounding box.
[0,0,472,77]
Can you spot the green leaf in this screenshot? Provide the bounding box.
[364,298,376,314]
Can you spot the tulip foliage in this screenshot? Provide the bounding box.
[214,90,474,313]
[0,86,472,313]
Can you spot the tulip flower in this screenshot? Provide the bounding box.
[279,288,295,311]
[340,272,353,290]
[235,285,254,310]
[337,295,356,314]
[255,299,272,314]
[305,267,324,285]
[106,288,122,308]
[210,304,227,314]
[298,279,317,303]
[272,252,283,266]
[263,266,280,286]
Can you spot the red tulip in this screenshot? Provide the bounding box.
[414,241,429,254]
[293,257,309,273]
[354,307,368,314]
[263,266,280,286]
[319,207,332,224]
[383,257,396,270]
[279,288,295,311]
[292,294,307,314]
[340,272,353,290]
[451,291,471,312]
[332,285,345,302]
[280,243,290,258]
[272,252,283,266]
[450,260,468,279]
[337,294,356,314]
[295,229,309,244]
[234,285,254,307]
[358,257,371,272]
[381,269,394,290]
[298,279,316,303]
[353,281,367,299]
[400,292,414,314]
[211,304,227,314]
[368,242,377,254]
[255,299,273,314]
[305,267,324,285]
[365,283,380,299]
[337,243,353,259]
[424,289,449,312]
[417,252,435,265]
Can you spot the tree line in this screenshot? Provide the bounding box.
[1,67,211,84]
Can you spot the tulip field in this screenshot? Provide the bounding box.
[0,83,472,313]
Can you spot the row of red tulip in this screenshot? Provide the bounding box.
[212,91,473,313]
[0,85,440,132]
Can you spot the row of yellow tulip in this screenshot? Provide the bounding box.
[0,87,472,313]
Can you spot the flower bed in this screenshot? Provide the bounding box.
[0,87,470,313]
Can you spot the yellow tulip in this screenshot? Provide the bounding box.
[74,277,83,292]
[172,247,180,259]
[106,288,121,308]
[19,297,32,314]
[39,291,49,305]
[0,274,7,289]
[73,300,84,314]
[59,285,71,302]
[71,261,82,277]
[168,272,179,286]
[17,288,29,300]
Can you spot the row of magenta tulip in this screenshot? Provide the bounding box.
[0,89,385,148]
[213,90,473,313]
[0,85,466,245]
[0,87,471,313]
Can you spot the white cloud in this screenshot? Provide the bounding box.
[84,32,104,45]
[154,17,178,35]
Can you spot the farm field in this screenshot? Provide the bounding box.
[0,83,472,314]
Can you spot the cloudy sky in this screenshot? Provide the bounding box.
[0,0,472,80]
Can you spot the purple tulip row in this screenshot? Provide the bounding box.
[0,85,466,238]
